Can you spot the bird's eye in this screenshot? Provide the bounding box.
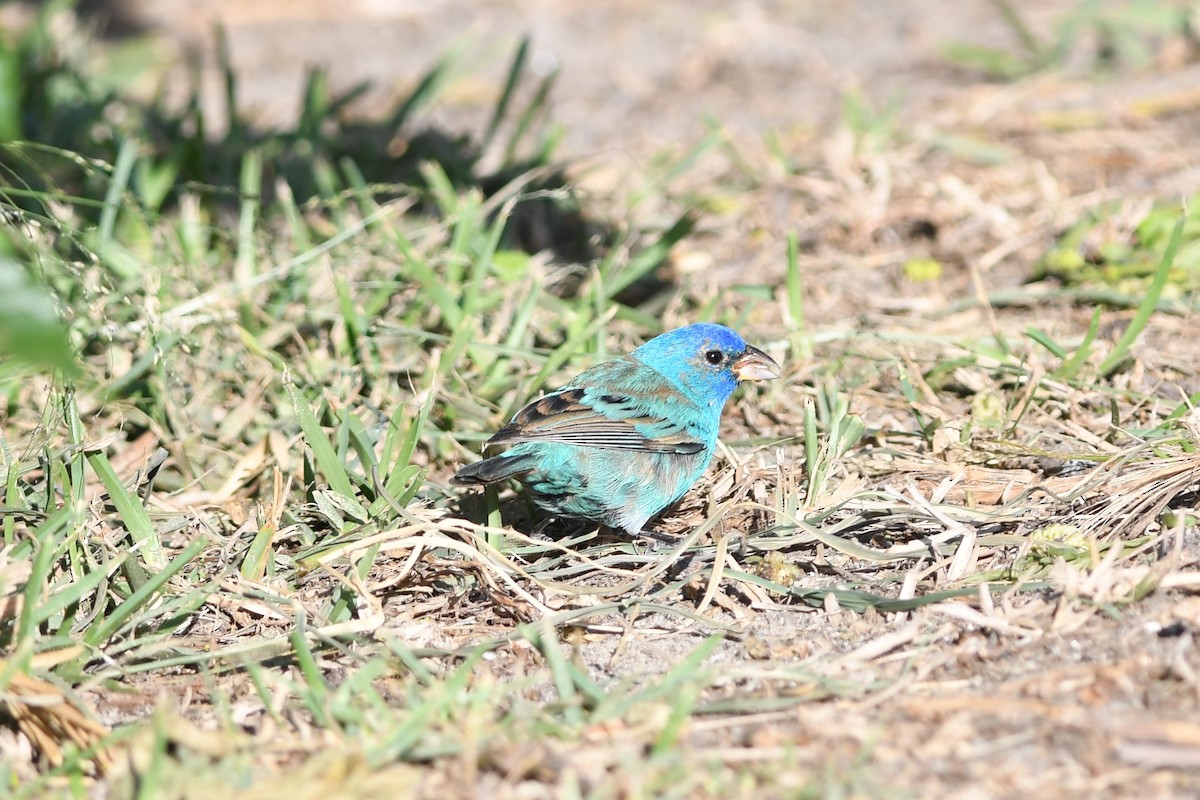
[704,349,724,365]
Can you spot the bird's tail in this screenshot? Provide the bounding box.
[451,452,536,486]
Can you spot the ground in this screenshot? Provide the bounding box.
[5,0,1200,798]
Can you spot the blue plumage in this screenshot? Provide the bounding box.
[452,323,781,535]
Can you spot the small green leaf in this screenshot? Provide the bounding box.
[903,257,943,282]
[0,257,78,376]
[491,250,532,282]
[971,390,1007,428]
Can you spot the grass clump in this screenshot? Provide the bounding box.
[941,0,1197,80]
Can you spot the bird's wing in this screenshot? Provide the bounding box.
[486,368,707,455]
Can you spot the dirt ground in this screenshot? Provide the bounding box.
[53,1,1200,797]
[94,0,1072,145]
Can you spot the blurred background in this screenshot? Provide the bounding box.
[54,0,1174,149]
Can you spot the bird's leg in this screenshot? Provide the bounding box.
[530,516,558,540]
[633,529,678,550]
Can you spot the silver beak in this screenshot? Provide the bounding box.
[731,344,781,382]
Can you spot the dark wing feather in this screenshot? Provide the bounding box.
[486,386,705,455]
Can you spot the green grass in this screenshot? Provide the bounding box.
[4,2,1200,798]
[941,0,1193,80]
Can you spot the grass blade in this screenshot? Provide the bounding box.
[287,382,356,499]
[482,37,529,153]
[98,137,137,247]
[83,536,208,647]
[86,451,164,570]
[1098,211,1185,376]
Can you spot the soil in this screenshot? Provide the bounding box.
[90,0,1070,148]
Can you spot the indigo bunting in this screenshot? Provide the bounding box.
[453,323,781,536]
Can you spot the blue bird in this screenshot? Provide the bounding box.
[453,323,781,536]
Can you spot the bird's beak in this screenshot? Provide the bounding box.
[732,345,781,382]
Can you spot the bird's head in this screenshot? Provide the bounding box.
[632,323,781,405]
